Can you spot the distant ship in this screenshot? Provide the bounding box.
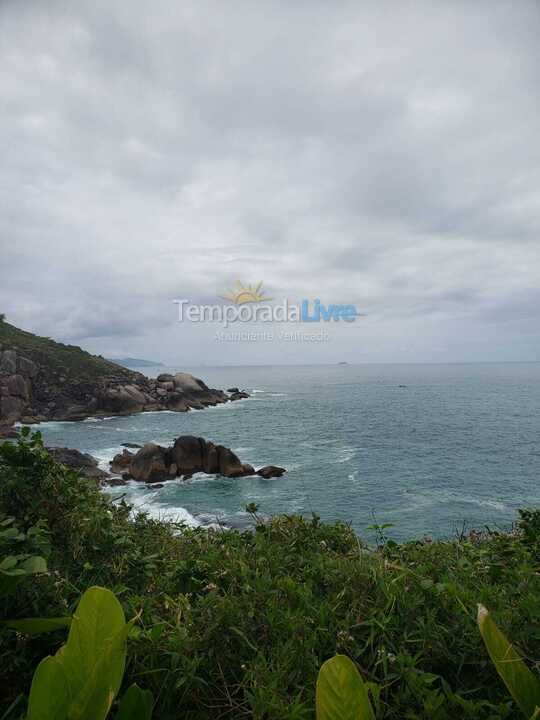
[338,361,349,365]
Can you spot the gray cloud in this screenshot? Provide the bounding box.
[0,0,539,363]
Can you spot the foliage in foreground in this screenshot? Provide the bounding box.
[1,430,540,719]
[22,586,152,720]
[316,608,540,720]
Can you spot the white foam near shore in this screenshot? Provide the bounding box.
[102,484,202,527]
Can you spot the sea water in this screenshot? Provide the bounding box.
[28,363,540,542]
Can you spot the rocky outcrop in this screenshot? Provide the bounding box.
[0,339,249,427]
[110,449,134,474]
[256,465,287,479]
[0,425,19,439]
[46,447,109,483]
[112,435,284,484]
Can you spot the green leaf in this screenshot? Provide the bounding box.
[19,556,48,573]
[316,655,375,720]
[56,586,127,719]
[27,656,70,720]
[2,616,72,635]
[66,620,133,720]
[478,604,540,718]
[115,684,153,720]
[25,587,131,720]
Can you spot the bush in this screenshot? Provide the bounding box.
[1,431,539,719]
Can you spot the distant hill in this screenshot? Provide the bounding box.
[107,357,164,368]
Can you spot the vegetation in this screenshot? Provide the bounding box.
[24,586,153,720]
[0,320,137,381]
[1,430,539,718]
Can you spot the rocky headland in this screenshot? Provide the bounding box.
[0,321,249,429]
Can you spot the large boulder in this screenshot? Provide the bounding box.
[216,445,246,477]
[100,385,146,414]
[173,373,208,393]
[47,447,109,483]
[110,449,134,474]
[166,391,190,412]
[129,443,169,483]
[171,436,205,474]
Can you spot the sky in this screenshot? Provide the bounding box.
[1,0,539,365]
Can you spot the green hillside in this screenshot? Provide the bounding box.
[0,320,138,382]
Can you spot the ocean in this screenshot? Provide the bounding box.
[27,363,540,542]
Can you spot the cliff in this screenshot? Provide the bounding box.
[0,321,246,427]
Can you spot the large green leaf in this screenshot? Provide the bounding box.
[316,655,375,720]
[478,604,540,718]
[2,616,72,635]
[56,586,126,708]
[115,684,154,720]
[26,587,130,720]
[66,620,133,720]
[26,656,70,720]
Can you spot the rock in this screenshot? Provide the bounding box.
[100,386,145,414]
[6,374,29,399]
[158,380,175,392]
[257,465,286,479]
[47,447,109,483]
[227,387,239,394]
[0,395,24,423]
[203,442,219,474]
[124,434,282,483]
[171,436,205,473]
[150,483,164,489]
[156,373,174,383]
[107,476,128,486]
[0,425,19,439]
[229,391,249,401]
[173,372,208,393]
[110,449,134,474]
[0,350,17,374]
[129,443,169,483]
[166,391,190,412]
[216,446,245,477]
[17,356,38,378]
[121,442,142,449]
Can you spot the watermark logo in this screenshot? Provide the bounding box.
[174,281,364,331]
[222,280,272,305]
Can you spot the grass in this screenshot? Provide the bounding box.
[0,320,137,382]
[1,430,539,719]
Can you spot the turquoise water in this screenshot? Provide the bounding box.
[29,363,540,541]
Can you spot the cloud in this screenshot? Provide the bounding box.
[0,0,539,363]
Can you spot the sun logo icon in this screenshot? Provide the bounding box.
[222,280,272,305]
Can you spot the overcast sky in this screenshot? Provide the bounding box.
[1,0,539,365]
